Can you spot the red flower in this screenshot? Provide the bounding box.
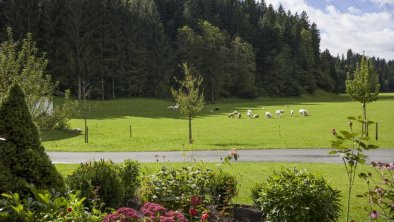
[201,212,209,221]
[188,208,198,217]
[67,207,72,213]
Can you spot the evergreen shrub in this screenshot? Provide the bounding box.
[66,159,140,210]
[0,83,64,194]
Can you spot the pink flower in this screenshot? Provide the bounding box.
[188,208,198,217]
[140,202,166,217]
[160,210,188,222]
[201,212,209,221]
[103,207,140,222]
[370,210,379,219]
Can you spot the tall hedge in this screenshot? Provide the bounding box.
[0,83,65,193]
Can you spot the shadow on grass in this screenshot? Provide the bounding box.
[70,93,394,120]
[41,129,80,142]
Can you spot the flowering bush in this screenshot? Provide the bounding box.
[358,162,394,221]
[103,207,139,222]
[104,202,188,222]
[251,168,341,222]
[140,163,237,213]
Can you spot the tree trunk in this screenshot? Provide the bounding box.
[112,76,115,99]
[101,75,105,101]
[363,102,368,136]
[189,113,192,144]
[78,74,81,100]
[211,73,214,103]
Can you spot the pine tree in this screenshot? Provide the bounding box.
[0,83,65,193]
[228,36,257,98]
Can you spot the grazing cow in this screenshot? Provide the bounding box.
[253,114,260,119]
[290,110,294,116]
[299,109,308,116]
[265,112,273,118]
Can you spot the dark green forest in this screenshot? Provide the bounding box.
[1,0,393,101]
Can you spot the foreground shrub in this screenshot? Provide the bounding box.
[0,83,64,194]
[251,168,341,222]
[140,163,237,214]
[117,160,140,204]
[104,202,188,222]
[0,184,102,221]
[67,159,140,210]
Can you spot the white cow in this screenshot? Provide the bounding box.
[265,112,273,118]
[290,110,294,116]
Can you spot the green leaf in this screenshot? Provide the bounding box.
[358,172,368,179]
[366,144,379,150]
[328,150,337,154]
[347,116,357,120]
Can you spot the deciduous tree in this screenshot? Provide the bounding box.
[346,55,380,136]
[171,63,204,144]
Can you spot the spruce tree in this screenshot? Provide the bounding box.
[0,83,65,193]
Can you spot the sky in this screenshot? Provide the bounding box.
[264,0,394,60]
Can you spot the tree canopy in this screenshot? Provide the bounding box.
[0,0,392,99]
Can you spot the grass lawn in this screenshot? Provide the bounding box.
[43,92,394,152]
[56,162,376,222]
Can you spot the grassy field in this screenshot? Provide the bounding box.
[43,92,394,151]
[56,162,375,222]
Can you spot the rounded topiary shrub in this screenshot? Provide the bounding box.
[67,159,140,210]
[251,168,341,222]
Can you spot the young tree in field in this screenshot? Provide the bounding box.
[346,55,380,136]
[171,63,204,144]
[0,27,56,118]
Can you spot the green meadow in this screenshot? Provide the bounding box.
[42,92,394,152]
[56,162,375,222]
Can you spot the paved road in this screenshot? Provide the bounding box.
[47,149,394,164]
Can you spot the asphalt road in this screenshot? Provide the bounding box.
[47,149,394,164]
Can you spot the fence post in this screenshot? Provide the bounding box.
[129,125,132,138]
[86,127,89,143]
[375,122,378,140]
